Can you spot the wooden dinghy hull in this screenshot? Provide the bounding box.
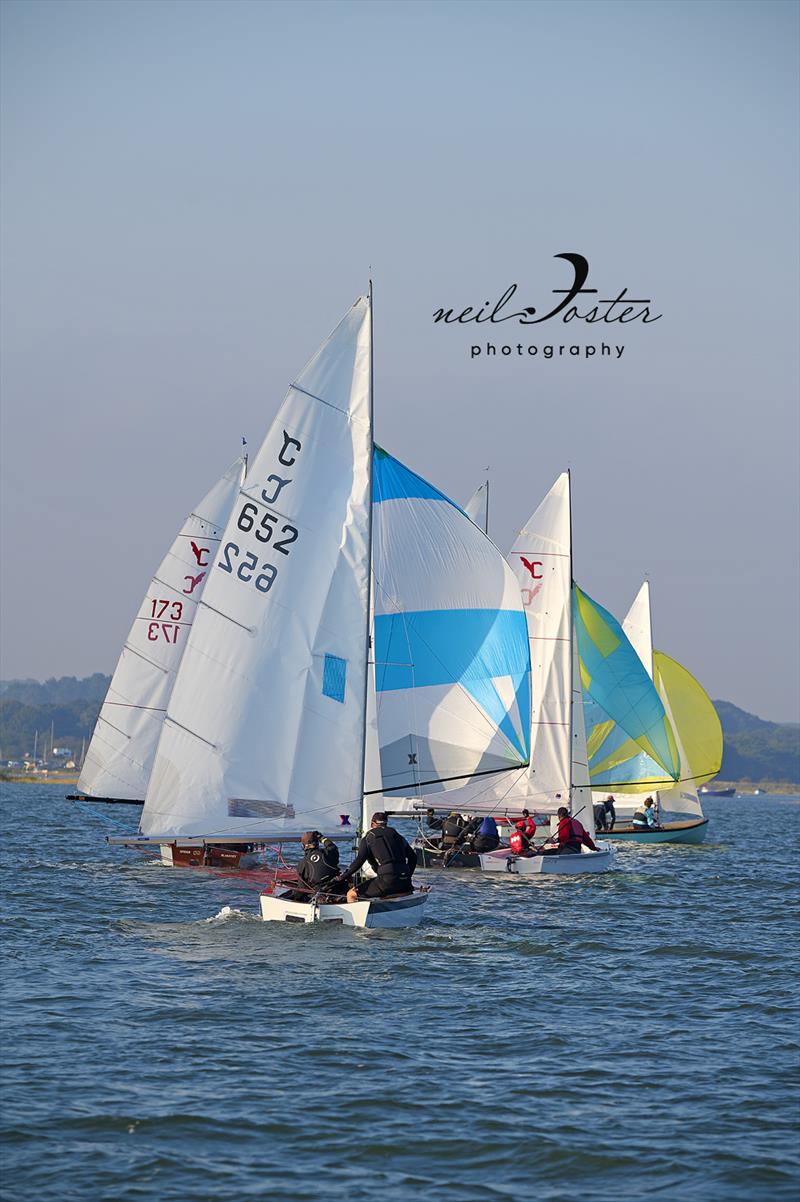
[600,818,709,845]
[259,888,429,928]
[479,846,616,875]
[159,842,262,869]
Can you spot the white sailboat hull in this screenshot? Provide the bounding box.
[479,845,615,875]
[259,888,429,928]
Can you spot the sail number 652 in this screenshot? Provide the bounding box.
[236,502,298,555]
[218,542,277,592]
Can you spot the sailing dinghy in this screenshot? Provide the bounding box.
[389,472,616,875]
[591,581,722,844]
[109,289,530,925]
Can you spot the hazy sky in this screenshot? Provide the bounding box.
[1,0,798,721]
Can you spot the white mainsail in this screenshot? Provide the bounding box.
[464,480,489,534]
[140,298,373,839]
[77,457,245,802]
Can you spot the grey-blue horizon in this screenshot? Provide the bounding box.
[1,0,798,723]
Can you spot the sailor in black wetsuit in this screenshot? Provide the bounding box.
[339,812,417,900]
[285,830,346,900]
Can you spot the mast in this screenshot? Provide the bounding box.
[357,281,376,839]
[484,475,490,536]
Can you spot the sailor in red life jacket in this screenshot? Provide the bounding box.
[508,809,536,855]
[514,809,537,841]
[536,805,599,855]
[509,829,531,856]
[556,806,598,853]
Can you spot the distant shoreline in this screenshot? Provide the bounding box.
[1,772,798,797]
[1,773,79,785]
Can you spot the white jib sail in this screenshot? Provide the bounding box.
[77,457,245,801]
[140,297,372,839]
[464,481,489,533]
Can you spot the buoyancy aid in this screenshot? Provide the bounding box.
[441,813,465,845]
[509,831,527,855]
[298,842,340,886]
[557,816,585,845]
[366,826,413,877]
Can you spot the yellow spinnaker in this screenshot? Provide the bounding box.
[653,650,723,786]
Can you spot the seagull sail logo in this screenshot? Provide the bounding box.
[434,253,662,362]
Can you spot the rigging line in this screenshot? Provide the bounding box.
[72,798,134,831]
[367,762,530,796]
[449,762,530,811]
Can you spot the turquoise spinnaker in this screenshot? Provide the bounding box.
[574,584,679,786]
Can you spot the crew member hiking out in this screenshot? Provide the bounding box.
[339,812,418,901]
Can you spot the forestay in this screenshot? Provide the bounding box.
[371,450,530,798]
[139,297,373,839]
[77,458,245,801]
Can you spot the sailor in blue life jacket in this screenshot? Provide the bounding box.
[339,812,418,901]
[471,815,500,853]
[632,797,660,829]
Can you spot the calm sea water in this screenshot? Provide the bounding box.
[1,784,798,1202]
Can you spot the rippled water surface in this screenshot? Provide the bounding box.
[1,785,799,1201]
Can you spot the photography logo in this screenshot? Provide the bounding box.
[433,252,661,362]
